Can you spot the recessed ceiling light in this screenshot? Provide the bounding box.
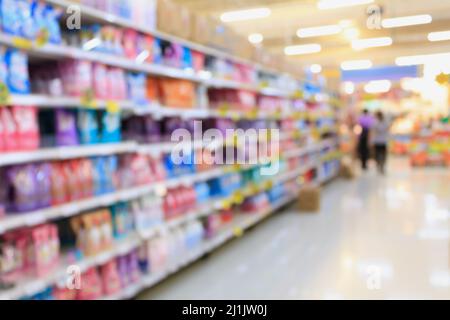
[341,59,373,70]
[428,31,450,42]
[310,64,322,74]
[221,8,271,22]
[318,0,373,10]
[284,44,322,56]
[352,37,393,50]
[344,28,360,40]
[396,52,450,66]
[248,33,264,44]
[339,20,353,28]
[297,25,342,38]
[364,80,391,93]
[382,14,432,28]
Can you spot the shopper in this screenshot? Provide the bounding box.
[357,109,373,170]
[372,111,390,174]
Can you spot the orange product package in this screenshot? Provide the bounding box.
[146,76,159,102]
[158,79,195,108]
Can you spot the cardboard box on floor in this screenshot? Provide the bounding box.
[297,186,321,213]
[339,156,356,179]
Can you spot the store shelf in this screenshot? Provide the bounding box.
[0,151,330,301]
[0,32,293,97]
[43,0,294,82]
[0,142,137,167]
[102,192,298,300]
[0,166,229,235]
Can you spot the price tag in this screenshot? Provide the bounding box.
[293,90,303,99]
[261,81,270,89]
[36,28,49,47]
[106,100,120,114]
[231,112,241,121]
[12,37,33,50]
[0,82,10,106]
[247,109,258,120]
[273,110,282,119]
[233,227,244,237]
[232,191,244,205]
[81,89,97,109]
[217,103,230,117]
[222,199,233,210]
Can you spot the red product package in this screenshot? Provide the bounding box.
[137,35,154,64]
[77,268,103,300]
[11,106,39,151]
[77,159,94,199]
[0,107,18,151]
[100,260,122,296]
[50,162,69,205]
[192,51,205,72]
[123,29,138,59]
[63,160,83,201]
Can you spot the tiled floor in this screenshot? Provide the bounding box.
[138,158,450,300]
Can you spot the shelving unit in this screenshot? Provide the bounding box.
[0,0,341,301]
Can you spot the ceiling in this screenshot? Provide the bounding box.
[174,0,450,70]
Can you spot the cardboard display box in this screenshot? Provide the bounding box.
[297,186,321,213]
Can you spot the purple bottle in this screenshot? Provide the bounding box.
[34,163,52,209]
[6,165,38,213]
[55,109,79,147]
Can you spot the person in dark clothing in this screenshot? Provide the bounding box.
[372,111,390,174]
[357,109,374,170]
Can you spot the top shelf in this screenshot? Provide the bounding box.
[0,33,294,99]
[45,0,275,74]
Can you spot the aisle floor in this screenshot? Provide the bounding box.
[138,158,450,300]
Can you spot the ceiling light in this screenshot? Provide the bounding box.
[297,25,342,38]
[428,31,450,42]
[364,80,391,93]
[382,15,432,28]
[339,20,353,28]
[318,0,373,10]
[343,81,355,95]
[284,44,322,55]
[352,37,393,50]
[221,8,271,22]
[396,52,450,66]
[344,28,360,40]
[341,59,372,70]
[248,33,264,44]
[310,64,322,74]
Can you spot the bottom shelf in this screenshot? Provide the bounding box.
[103,188,311,300]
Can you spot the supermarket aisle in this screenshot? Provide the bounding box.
[138,158,450,300]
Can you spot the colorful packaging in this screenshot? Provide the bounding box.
[6,165,37,213]
[6,50,30,94]
[101,111,121,143]
[55,109,79,147]
[34,163,52,209]
[78,110,99,145]
[1,0,20,35]
[11,106,39,151]
[17,0,37,39]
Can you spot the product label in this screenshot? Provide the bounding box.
[0,82,11,106]
[81,89,97,109]
[106,100,120,114]
[12,37,33,50]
